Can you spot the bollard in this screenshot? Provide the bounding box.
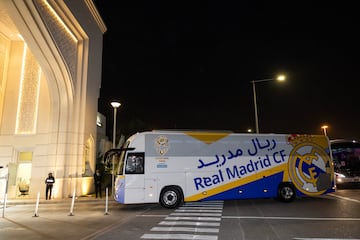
[104,187,109,215]
[68,189,76,216]
[33,192,40,217]
[2,193,7,218]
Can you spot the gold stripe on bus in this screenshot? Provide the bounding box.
[185,163,288,202]
[185,132,231,144]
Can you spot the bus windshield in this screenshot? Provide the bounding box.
[111,139,138,176]
[116,140,130,175]
[331,140,360,187]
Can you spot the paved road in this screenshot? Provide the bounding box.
[1,189,360,240]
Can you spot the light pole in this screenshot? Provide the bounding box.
[321,125,328,136]
[110,101,121,196]
[251,75,285,133]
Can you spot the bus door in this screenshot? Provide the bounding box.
[124,152,145,203]
[144,177,157,202]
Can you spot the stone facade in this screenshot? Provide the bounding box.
[0,0,106,200]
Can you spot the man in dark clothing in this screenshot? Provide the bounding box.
[45,172,55,200]
[94,169,102,198]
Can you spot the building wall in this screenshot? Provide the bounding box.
[0,0,106,200]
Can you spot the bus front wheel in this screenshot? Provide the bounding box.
[159,186,183,209]
[277,183,296,202]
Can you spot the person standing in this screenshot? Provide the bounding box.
[45,172,55,200]
[94,169,102,198]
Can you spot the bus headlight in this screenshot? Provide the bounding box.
[335,172,346,183]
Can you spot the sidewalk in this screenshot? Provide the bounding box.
[0,193,121,240]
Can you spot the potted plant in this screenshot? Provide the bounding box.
[18,178,29,195]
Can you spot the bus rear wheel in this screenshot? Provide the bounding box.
[159,186,183,209]
[277,183,296,202]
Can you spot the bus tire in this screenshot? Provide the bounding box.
[159,186,183,209]
[277,183,296,202]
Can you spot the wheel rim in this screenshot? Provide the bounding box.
[162,190,177,206]
[281,186,294,200]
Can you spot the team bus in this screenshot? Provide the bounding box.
[107,130,335,208]
[330,139,360,188]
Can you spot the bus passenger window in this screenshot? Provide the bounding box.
[125,153,144,174]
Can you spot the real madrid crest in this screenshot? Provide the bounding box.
[287,134,333,196]
[154,135,169,156]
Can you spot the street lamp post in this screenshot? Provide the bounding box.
[251,75,285,133]
[321,125,328,136]
[110,101,121,196]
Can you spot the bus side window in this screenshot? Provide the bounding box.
[332,154,341,170]
[125,153,144,174]
[135,156,144,174]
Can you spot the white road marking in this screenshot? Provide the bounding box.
[150,226,219,233]
[170,212,222,217]
[159,221,220,227]
[293,238,360,240]
[166,216,221,221]
[328,193,360,203]
[222,216,360,221]
[141,234,217,240]
[140,201,223,240]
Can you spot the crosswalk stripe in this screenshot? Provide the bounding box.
[184,201,223,205]
[159,221,221,227]
[171,212,222,217]
[176,209,222,213]
[141,233,218,240]
[165,216,221,221]
[178,206,223,210]
[150,226,219,233]
[140,201,223,240]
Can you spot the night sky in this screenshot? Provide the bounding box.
[94,1,359,141]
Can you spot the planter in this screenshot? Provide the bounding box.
[19,184,29,195]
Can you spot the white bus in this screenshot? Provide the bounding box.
[108,130,335,208]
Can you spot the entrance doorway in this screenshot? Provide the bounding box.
[12,151,33,197]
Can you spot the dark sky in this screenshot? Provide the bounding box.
[94,1,359,141]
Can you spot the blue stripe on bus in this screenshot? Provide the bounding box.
[201,172,284,200]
